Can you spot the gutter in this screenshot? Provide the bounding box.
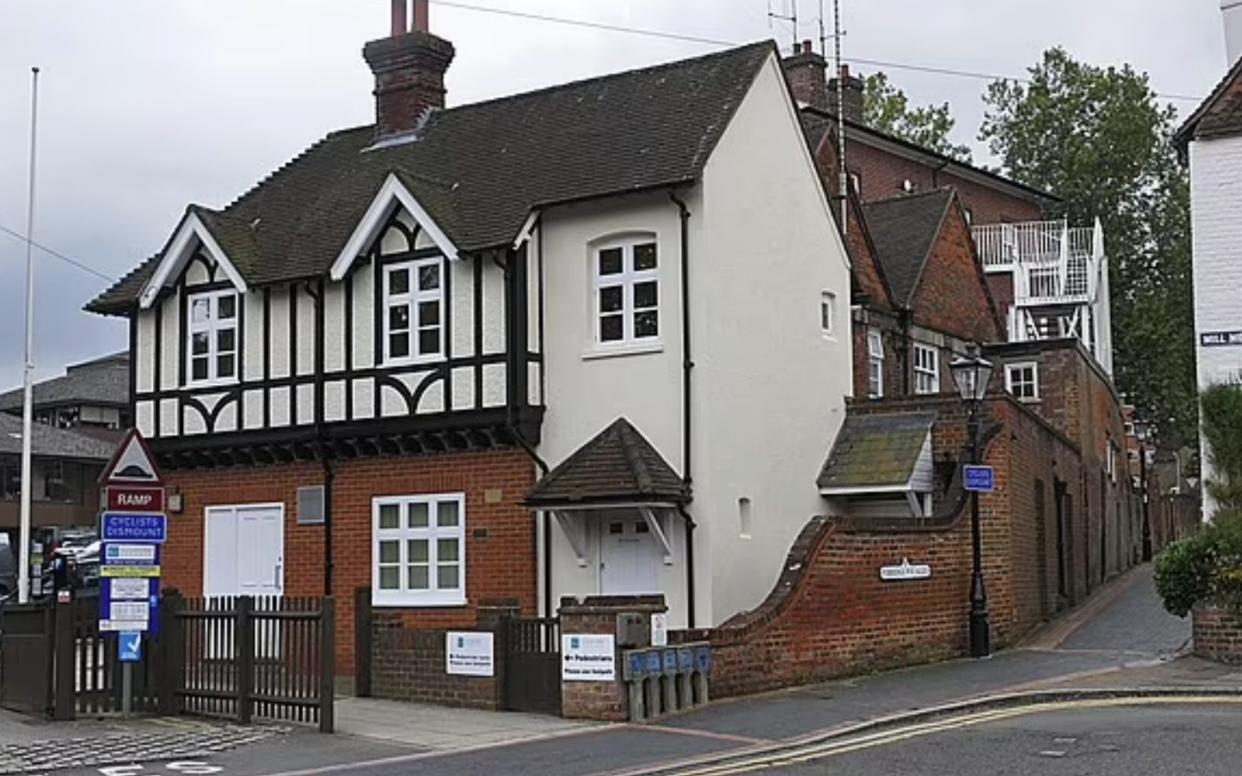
[669,188,696,629]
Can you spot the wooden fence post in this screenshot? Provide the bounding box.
[158,591,184,715]
[353,587,371,698]
[52,598,75,721]
[236,596,254,724]
[319,597,336,734]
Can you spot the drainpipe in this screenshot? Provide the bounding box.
[669,189,696,629]
[898,307,912,395]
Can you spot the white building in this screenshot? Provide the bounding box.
[87,3,851,636]
[1176,6,1242,519]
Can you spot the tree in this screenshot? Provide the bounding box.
[1201,384,1242,512]
[979,48,1197,450]
[862,72,972,162]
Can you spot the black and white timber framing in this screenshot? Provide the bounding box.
[130,207,543,469]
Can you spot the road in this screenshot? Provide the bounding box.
[720,699,1242,775]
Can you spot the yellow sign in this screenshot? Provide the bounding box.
[101,565,161,578]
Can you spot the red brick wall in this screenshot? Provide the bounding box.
[677,395,1081,698]
[846,140,1046,224]
[910,200,1003,344]
[160,448,537,675]
[814,135,892,311]
[1193,605,1242,665]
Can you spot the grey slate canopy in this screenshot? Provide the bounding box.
[0,413,117,461]
[860,189,955,307]
[87,41,776,315]
[0,352,130,412]
[525,418,689,508]
[817,412,935,491]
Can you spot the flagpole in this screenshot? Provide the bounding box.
[18,67,41,604]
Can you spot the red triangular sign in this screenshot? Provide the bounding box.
[100,428,163,486]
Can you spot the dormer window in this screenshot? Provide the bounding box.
[383,257,444,365]
[187,290,238,385]
[594,238,659,347]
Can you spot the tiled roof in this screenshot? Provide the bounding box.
[525,418,689,507]
[0,413,118,461]
[87,41,776,315]
[860,189,954,307]
[0,352,130,411]
[1175,55,1242,150]
[817,411,935,491]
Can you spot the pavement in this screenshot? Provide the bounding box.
[12,562,1238,776]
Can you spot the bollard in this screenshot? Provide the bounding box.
[643,652,661,718]
[677,648,694,709]
[693,645,712,705]
[661,649,678,713]
[623,651,648,722]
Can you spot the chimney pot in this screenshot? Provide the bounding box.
[414,0,430,33]
[802,40,813,54]
[391,0,408,37]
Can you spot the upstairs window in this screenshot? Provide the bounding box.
[187,290,238,385]
[820,292,836,337]
[1005,362,1039,402]
[913,343,939,395]
[868,329,884,399]
[594,239,659,347]
[384,257,444,365]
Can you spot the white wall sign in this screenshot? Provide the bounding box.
[445,631,494,677]
[650,613,668,647]
[561,633,616,682]
[880,558,932,581]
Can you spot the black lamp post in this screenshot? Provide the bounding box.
[1135,419,1152,561]
[949,344,994,659]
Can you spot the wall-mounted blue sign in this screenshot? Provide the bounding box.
[964,465,995,493]
[101,513,168,544]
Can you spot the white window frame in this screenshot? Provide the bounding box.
[820,291,836,338]
[1005,362,1040,402]
[382,256,445,366]
[913,343,939,395]
[868,329,884,399]
[186,289,239,387]
[592,237,660,350]
[372,493,466,607]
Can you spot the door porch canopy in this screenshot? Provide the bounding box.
[524,418,691,566]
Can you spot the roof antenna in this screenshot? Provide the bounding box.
[767,0,798,53]
[833,0,848,234]
[818,0,827,56]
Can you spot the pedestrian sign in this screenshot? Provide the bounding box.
[119,632,142,663]
[964,465,995,492]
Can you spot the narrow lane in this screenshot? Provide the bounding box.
[1059,565,1190,657]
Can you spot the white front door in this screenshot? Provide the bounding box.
[600,514,662,595]
[204,504,284,598]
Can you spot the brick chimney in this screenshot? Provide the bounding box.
[828,65,865,124]
[364,0,456,139]
[782,40,828,111]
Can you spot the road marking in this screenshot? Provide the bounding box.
[672,696,1242,775]
[633,725,774,746]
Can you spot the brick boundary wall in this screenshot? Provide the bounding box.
[368,602,517,709]
[1193,605,1242,665]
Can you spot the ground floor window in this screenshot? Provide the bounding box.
[373,493,466,606]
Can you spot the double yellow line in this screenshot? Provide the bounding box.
[674,695,1242,775]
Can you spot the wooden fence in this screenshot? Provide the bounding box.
[0,592,334,732]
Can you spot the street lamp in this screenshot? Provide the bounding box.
[1134,419,1152,561]
[949,344,994,659]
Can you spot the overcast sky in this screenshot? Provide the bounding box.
[0,0,1230,391]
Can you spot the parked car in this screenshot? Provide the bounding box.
[0,534,15,598]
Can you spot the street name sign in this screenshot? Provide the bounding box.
[880,558,932,581]
[964,465,995,493]
[1201,330,1242,348]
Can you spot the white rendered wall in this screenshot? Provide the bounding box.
[1191,135,1242,519]
[693,53,852,625]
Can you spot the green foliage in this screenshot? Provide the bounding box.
[1201,384,1242,511]
[862,72,972,162]
[1154,511,1242,616]
[979,48,1197,450]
